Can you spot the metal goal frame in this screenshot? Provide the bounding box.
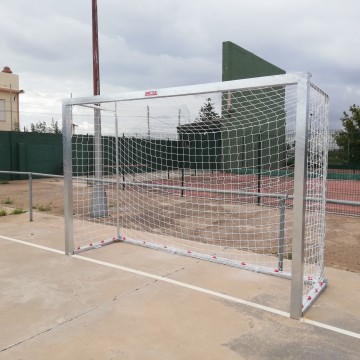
[62,72,329,319]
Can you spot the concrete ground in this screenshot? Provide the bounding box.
[0,211,359,359]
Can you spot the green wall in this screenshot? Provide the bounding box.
[72,135,182,177]
[0,132,184,179]
[0,131,63,179]
[221,41,287,172]
[222,41,285,81]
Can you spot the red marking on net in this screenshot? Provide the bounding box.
[212,255,217,259]
[89,243,93,247]
[187,250,192,254]
[101,240,105,244]
[307,296,312,301]
[319,281,323,286]
[241,262,246,266]
[145,90,158,97]
[122,236,126,240]
[274,269,279,273]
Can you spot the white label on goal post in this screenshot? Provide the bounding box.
[145,90,158,97]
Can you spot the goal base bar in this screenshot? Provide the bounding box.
[74,237,121,254]
[302,278,327,314]
[115,236,292,280]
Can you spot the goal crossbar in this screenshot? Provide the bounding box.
[62,73,304,107]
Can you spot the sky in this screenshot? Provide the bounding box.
[1,0,359,131]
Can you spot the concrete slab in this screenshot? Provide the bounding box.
[305,267,360,334]
[84,243,291,313]
[0,209,65,251]
[0,211,359,358]
[0,240,149,352]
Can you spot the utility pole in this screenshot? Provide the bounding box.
[92,0,100,96]
[90,0,108,217]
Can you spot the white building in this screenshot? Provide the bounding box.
[0,66,24,131]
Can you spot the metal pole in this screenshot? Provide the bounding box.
[90,107,108,217]
[278,198,286,271]
[290,73,311,319]
[257,133,262,206]
[122,164,126,190]
[181,168,185,197]
[63,103,74,255]
[90,0,108,217]
[114,103,120,239]
[29,173,33,222]
[92,0,100,97]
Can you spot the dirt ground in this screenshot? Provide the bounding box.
[0,178,359,273]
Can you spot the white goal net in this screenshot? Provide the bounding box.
[63,73,329,318]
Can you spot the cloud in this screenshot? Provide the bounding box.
[1,0,359,129]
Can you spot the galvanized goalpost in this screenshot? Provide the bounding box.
[62,73,329,319]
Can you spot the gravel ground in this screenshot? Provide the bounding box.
[0,178,359,273]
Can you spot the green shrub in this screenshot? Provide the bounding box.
[35,202,52,212]
[0,208,7,216]
[2,197,13,205]
[11,208,25,215]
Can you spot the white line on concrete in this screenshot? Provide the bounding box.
[1,234,360,340]
[300,318,360,339]
[0,235,64,255]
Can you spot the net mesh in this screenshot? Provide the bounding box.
[67,77,328,306]
[302,83,328,301]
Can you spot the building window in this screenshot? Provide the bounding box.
[0,99,5,122]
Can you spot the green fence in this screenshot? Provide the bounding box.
[327,164,360,180]
[0,131,359,216]
[72,136,181,177]
[1,131,359,180]
[0,131,63,179]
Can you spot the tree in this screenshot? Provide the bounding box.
[334,105,360,164]
[30,121,48,133]
[24,119,62,134]
[50,118,62,134]
[195,98,220,122]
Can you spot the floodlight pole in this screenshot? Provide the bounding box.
[90,0,108,217]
